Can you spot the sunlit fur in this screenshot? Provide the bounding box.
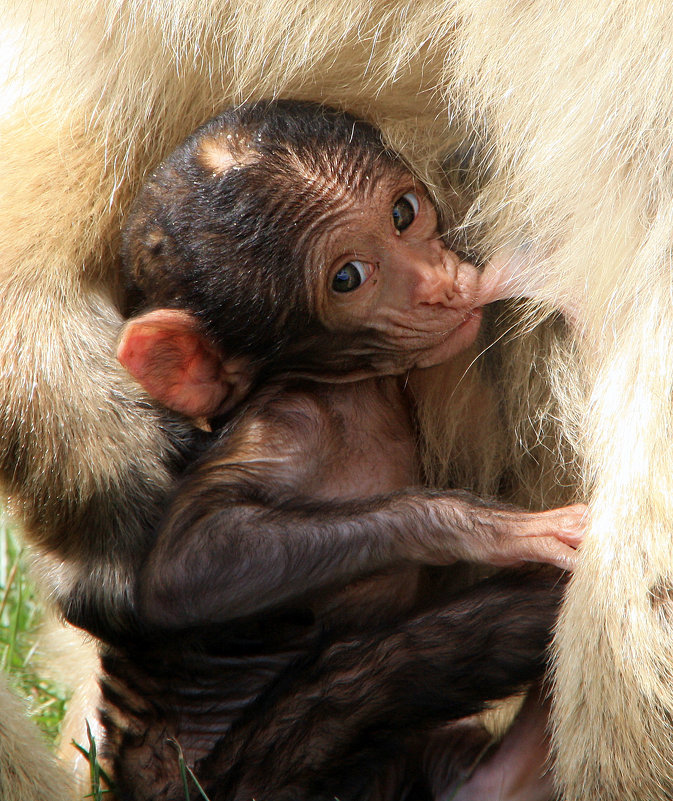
[2,2,673,799]
[0,673,72,801]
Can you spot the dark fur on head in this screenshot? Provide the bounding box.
[122,100,408,375]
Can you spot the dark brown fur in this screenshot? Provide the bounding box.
[104,569,563,801]
[104,101,583,800]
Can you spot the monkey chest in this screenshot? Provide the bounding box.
[312,433,417,500]
[308,381,419,501]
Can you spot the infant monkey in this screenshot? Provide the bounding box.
[116,100,584,800]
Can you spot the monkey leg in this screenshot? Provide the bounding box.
[197,568,563,801]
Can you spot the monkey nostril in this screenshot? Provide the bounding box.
[415,271,455,307]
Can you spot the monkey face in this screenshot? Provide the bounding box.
[123,100,493,386]
[313,174,485,374]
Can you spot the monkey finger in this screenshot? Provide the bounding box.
[479,533,578,571]
[543,503,588,548]
[514,538,578,573]
[514,503,588,548]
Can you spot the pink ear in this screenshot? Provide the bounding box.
[117,309,251,417]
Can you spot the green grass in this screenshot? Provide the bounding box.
[0,517,117,798]
[0,516,199,800]
[0,516,69,742]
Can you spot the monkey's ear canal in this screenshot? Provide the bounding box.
[117,309,253,419]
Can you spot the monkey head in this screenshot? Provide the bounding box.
[119,100,489,418]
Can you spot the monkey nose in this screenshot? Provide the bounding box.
[411,261,457,307]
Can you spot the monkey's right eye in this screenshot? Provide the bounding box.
[392,192,420,233]
[332,261,374,293]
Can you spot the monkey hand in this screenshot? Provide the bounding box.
[430,493,587,573]
[467,501,587,572]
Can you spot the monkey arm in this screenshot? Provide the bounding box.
[137,404,583,629]
[141,490,582,629]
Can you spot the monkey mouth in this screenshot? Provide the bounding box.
[449,306,483,345]
[415,307,483,368]
[456,306,483,328]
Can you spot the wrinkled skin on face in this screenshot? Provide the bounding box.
[313,178,488,372]
[119,171,512,415]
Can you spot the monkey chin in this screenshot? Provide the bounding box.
[414,307,484,369]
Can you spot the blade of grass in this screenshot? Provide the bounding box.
[72,723,115,799]
[0,559,18,619]
[171,739,212,801]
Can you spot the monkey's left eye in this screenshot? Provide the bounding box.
[392,192,420,233]
[332,261,374,293]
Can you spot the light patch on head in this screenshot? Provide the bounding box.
[146,228,164,252]
[197,133,256,175]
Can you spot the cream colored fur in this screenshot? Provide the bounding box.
[0,673,72,801]
[1,1,673,799]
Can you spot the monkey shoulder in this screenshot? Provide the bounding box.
[219,380,363,454]
[263,378,417,500]
[178,382,346,502]
[230,381,338,458]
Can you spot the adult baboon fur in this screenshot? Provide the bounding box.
[0,673,72,801]
[1,1,672,799]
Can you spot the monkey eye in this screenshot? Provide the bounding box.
[331,261,374,293]
[392,192,420,233]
